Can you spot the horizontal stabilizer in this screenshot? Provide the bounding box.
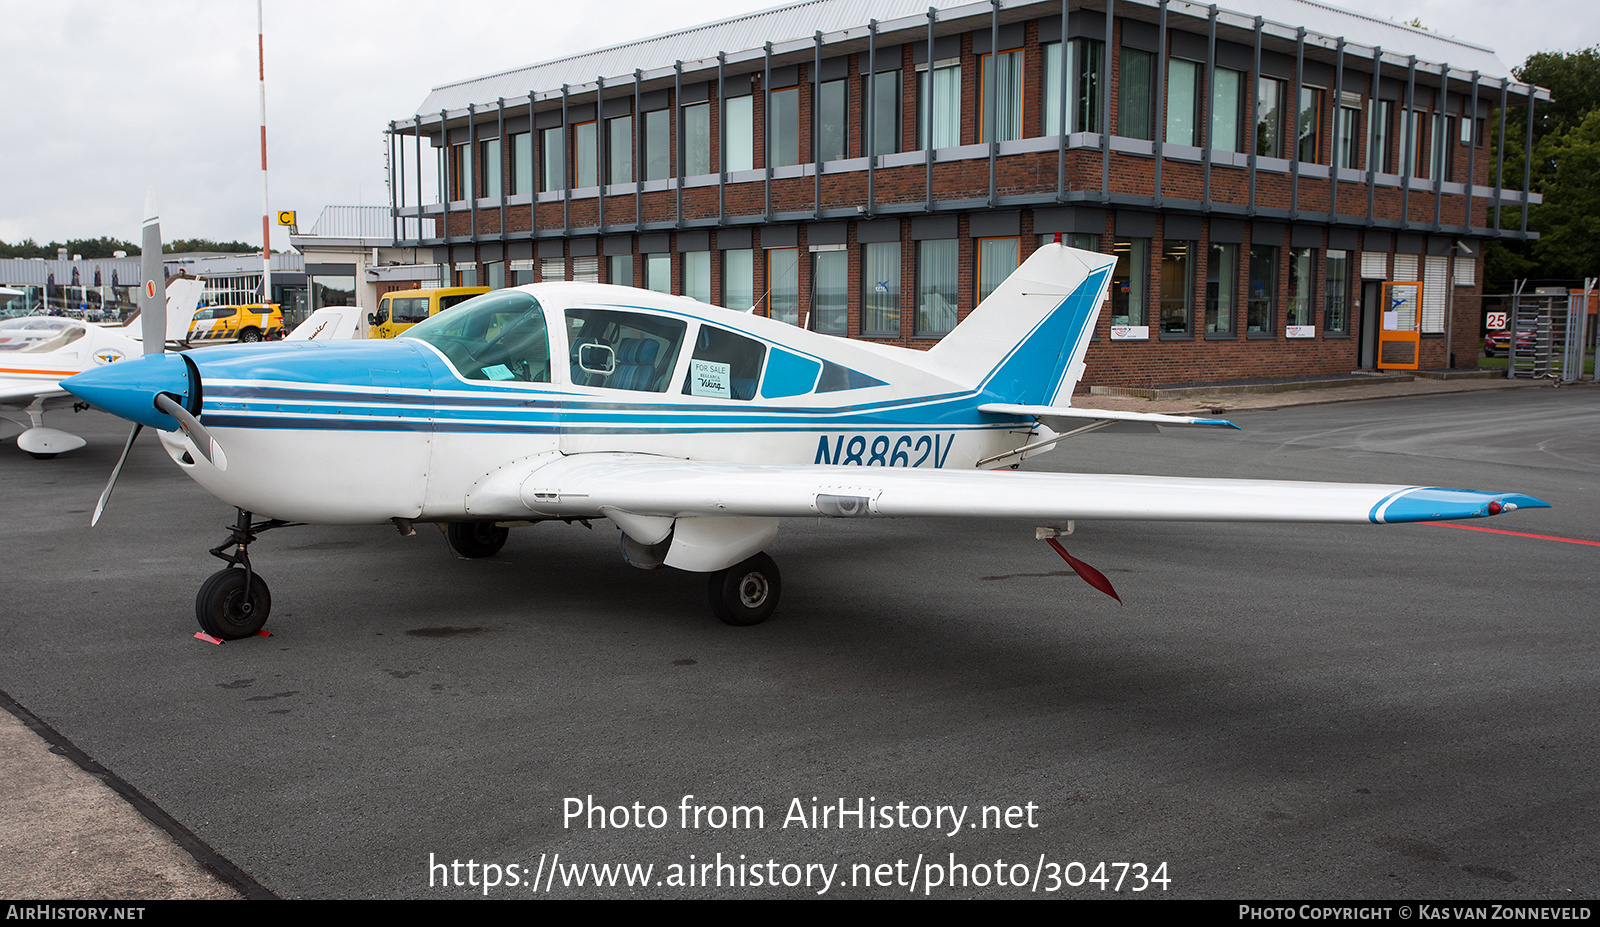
[979,403,1239,432]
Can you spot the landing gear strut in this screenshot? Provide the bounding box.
[196,509,297,640]
[707,552,781,626]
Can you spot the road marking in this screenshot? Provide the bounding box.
[1423,522,1600,547]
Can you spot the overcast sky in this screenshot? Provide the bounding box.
[2,0,1593,251]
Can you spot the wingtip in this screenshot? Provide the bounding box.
[1372,487,1552,524]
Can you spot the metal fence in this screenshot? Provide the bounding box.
[1481,280,1596,382]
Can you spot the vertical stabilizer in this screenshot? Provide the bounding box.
[139,190,164,354]
[924,242,1114,406]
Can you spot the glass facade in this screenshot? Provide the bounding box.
[766,248,799,325]
[722,249,754,312]
[1118,48,1153,141]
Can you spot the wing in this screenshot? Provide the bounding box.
[465,452,1546,526]
[0,384,69,407]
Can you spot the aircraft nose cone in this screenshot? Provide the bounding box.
[62,351,194,430]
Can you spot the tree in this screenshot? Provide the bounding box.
[1484,46,1600,289]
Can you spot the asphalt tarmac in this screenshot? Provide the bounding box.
[1,382,1595,899]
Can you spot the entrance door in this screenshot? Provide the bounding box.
[1359,281,1382,369]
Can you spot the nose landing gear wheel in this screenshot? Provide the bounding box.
[708,552,781,626]
[196,568,272,640]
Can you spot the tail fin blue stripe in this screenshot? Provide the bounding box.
[977,267,1108,406]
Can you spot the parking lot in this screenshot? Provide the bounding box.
[2,387,1596,899]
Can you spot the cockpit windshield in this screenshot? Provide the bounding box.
[0,317,86,353]
[401,290,551,383]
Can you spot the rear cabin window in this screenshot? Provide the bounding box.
[681,324,766,400]
[566,308,686,392]
[401,290,551,382]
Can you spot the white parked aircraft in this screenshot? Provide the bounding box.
[64,239,1547,639]
[0,275,203,458]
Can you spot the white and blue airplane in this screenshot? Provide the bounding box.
[63,228,1547,639]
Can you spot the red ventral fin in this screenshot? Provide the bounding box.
[1044,537,1122,603]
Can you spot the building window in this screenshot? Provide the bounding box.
[449,142,471,201]
[607,115,632,184]
[981,50,1023,143]
[766,248,799,325]
[643,109,671,180]
[1211,67,1244,152]
[572,256,599,284]
[723,249,754,311]
[682,251,711,303]
[977,237,1020,304]
[1118,48,1154,141]
[861,241,901,336]
[1297,87,1323,163]
[682,102,711,176]
[510,132,532,194]
[1371,100,1395,173]
[1110,239,1149,328]
[1407,110,1427,178]
[540,126,563,191]
[485,261,505,289]
[1206,242,1237,334]
[916,240,959,336]
[917,61,961,150]
[1043,40,1104,135]
[538,257,563,282]
[1433,114,1452,181]
[769,86,800,167]
[811,248,847,333]
[572,121,598,188]
[1335,104,1360,171]
[1166,59,1201,147]
[511,259,536,286]
[1256,77,1286,158]
[607,254,633,287]
[1247,244,1278,334]
[817,79,848,162]
[725,95,754,172]
[479,137,501,198]
[1041,232,1101,251]
[863,70,900,157]
[1288,247,1316,328]
[1324,250,1350,334]
[644,253,670,293]
[1078,40,1105,134]
[1159,240,1194,334]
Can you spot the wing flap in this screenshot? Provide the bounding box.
[464,452,1546,526]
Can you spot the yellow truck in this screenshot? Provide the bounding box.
[367,286,489,338]
[186,304,285,343]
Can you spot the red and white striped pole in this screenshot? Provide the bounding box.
[258,0,272,307]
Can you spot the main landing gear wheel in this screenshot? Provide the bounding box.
[196,568,272,640]
[446,521,509,558]
[708,552,781,626]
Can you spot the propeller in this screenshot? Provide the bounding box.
[85,191,229,525]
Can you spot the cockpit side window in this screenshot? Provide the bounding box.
[681,324,765,401]
[565,308,686,392]
[401,290,551,382]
